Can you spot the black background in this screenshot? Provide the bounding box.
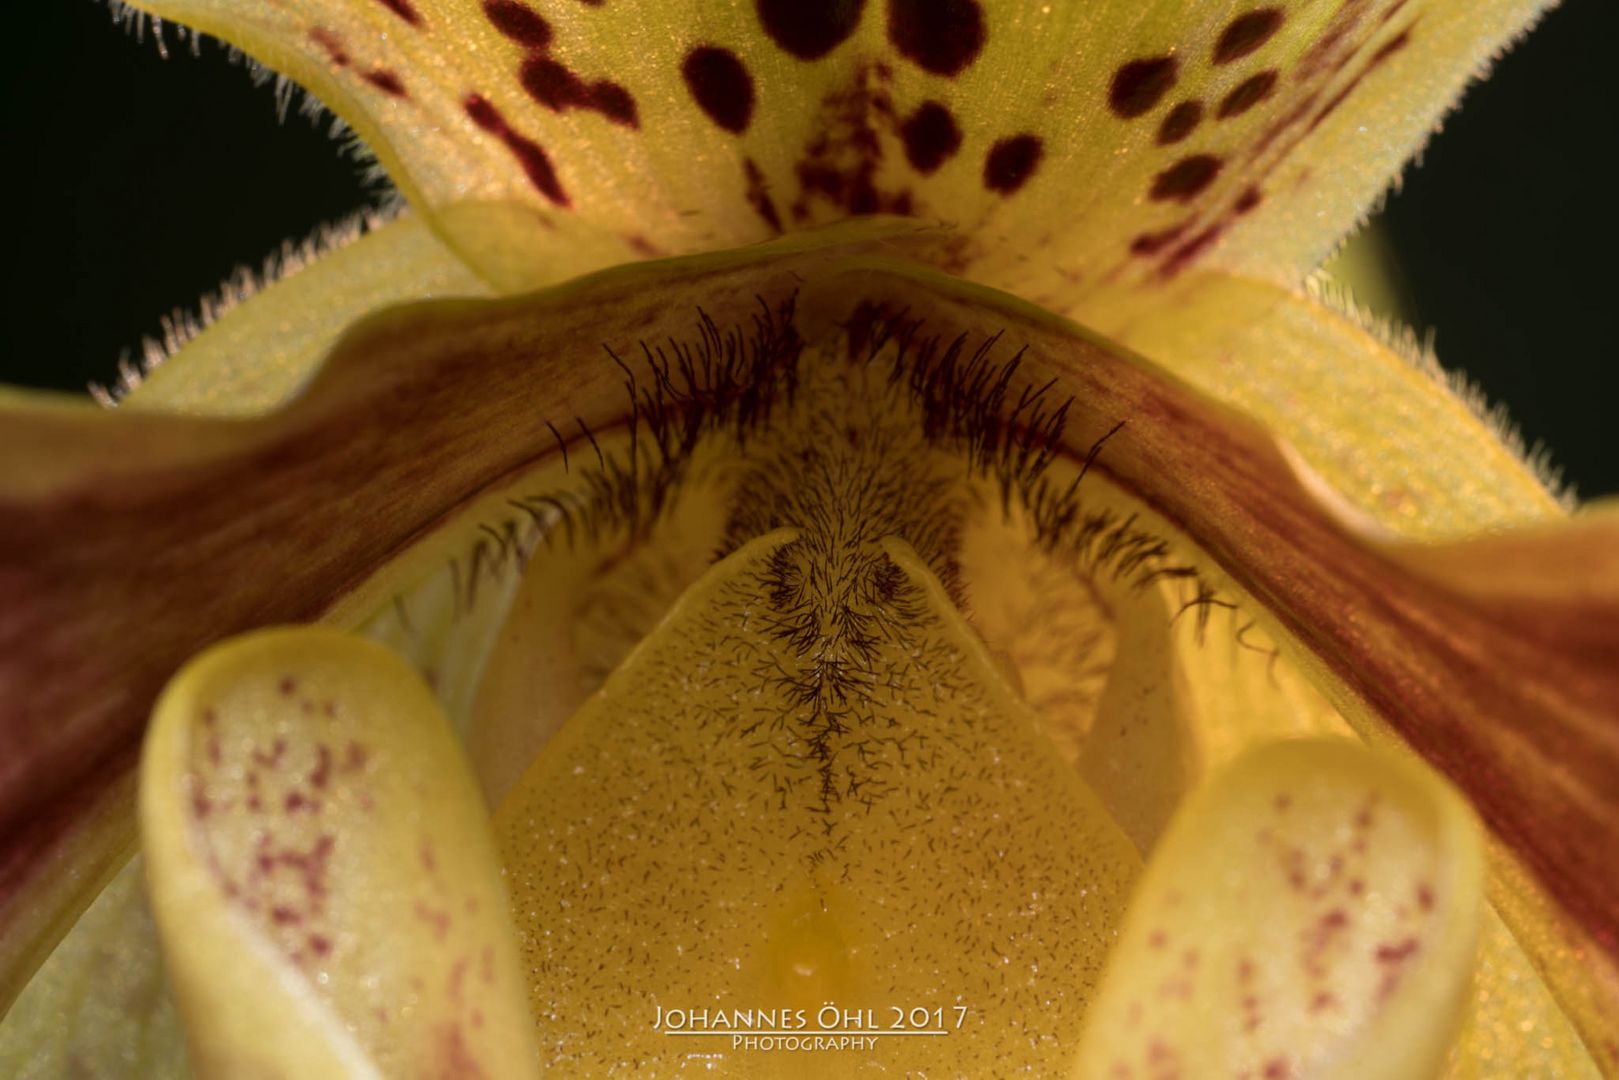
[5,1,1614,495]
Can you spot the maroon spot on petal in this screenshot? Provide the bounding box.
[1108,56,1177,118]
[1213,7,1284,65]
[591,82,639,127]
[887,0,986,78]
[481,0,552,47]
[1369,28,1413,68]
[309,933,333,957]
[1130,221,1190,256]
[414,900,452,941]
[744,158,784,232]
[1218,70,1278,118]
[1150,154,1222,202]
[363,69,409,98]
[1160,222,1225,276]
[278,677,297,697]
[900,100,961,174]
[1263,1058,1292,1080]
[374,0,423,28]
[1234,185,1262,214]
[1155,100,1203,145]
[519,56,640,128]
[1376,937,1420,964]
[982,133,1042,195]
[308,28,350,67]
[463,93,570,206]
[756,0,867,61]
[310,744,333,790]
[344,741,369,772]
[681,46,755,134]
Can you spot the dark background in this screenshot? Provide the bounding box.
[5,1,1614,496]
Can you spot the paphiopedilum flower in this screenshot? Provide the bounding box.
[1,0,1616,1076]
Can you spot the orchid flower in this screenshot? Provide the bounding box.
[2,0,1617,1076]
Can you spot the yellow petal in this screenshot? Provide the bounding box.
[1108,270,1565,538]
[117,1,1547,297]
[0,855,189,1078]
[0,225,894,994]
[1075,738,1485,1080]
[5,235,1614,1050]
[794,263,1619,954]
[493,529,1140,1074]
[121,212,491,417]
[140,627,538,1078]
[1442,902,1601,1079]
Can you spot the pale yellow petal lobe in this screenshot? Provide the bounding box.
[139,628,539,1079]
[1076,738,1485,1080]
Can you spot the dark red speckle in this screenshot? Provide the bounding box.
[363,69,408,98]
[983,133,1042,195]
[1161,223,1225,276]
[308,28,350,67]
[887,0,986,78]
[1150,154,1222,201]
[311,744,333,790]
[743,158,783,232]
[1263,1058,1291,1080]
[682,46,755,134]
[1156,100,1202,144]
[756,0,867,61]
[1376,937,1420,964]
[1234,186,1263,214]
[463,94,570,206]
[900,100,961,174]
[520,56,639,128]
[482,0,552,47]
[278,677,297,697]
[1218,70,1277,118]
[1213,8,1284,65]
[1130,221,1190,256]
[1369,29,1413,68]
[374,0,423,28]
[1109,56,1177,118]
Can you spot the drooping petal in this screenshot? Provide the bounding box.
[0,222,904,1005]
[492,530,1141,1073]
[116,0,1546,297]
[798,261,1619,1051]
[3,235,1613,1044]
[1074,738,1484,1080]
[121,212,491,416]
[962,480,1606,1076]
[0,856,189,1078]
[140,627,538,1077]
